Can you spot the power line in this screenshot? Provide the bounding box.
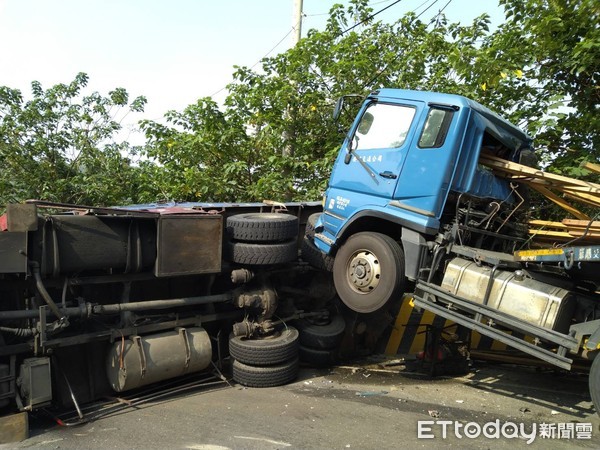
[209,27,295,98]
[429,0,453,26]
[305,0,398,17]
[341,0,404,35]
[210,0,401,98]
[414,0,442,20]
[436,0,453,16]
[363,0,441,88]
[412,0,440,16]
[250,29,295,69]
[210,0,446,99]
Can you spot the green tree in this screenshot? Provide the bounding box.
[140,0,598,204]
[2,1,596,208]
[0,72,147,206]
[485,0,599,176]
[139,98,253,202]
[140,1,504,202]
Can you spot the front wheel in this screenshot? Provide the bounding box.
[333,232,406,313]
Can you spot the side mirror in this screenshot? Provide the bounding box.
[333,97,344,121]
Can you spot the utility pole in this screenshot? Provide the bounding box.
[292,0,304,47]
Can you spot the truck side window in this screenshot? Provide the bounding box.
[354,103,416,151]
[418,108,454,148]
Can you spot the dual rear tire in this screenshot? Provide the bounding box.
[225,213,302,386]
[229,327,300,388]
[296,314,346,368]
[225,213,299,266]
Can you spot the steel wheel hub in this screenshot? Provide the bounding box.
[346,250,381,294]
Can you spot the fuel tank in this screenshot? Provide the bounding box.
[106,327,212,392]
[441,258,576,333]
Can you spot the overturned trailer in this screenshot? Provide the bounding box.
[0,200,333,417]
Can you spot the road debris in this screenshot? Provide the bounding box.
[355,391,389,397]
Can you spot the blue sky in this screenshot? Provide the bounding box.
[0,0,504,124]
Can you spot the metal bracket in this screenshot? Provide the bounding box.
[414,282,577,370]
[177,328,191,370]
[570,319,600,351]
[262,200,288,213]
[132,336,147,379]
[34,306,48,356]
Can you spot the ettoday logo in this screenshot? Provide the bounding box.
[417,420,593,444]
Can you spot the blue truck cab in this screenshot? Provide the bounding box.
[309,89,600,410]
[313,88,534,313]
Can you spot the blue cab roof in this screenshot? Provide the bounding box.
[373,88,533,151]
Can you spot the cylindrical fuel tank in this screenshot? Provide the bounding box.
[441,258,576,333]
[106,327,212,392]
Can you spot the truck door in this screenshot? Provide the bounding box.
[328,100,420,202]
[391,105,458,219]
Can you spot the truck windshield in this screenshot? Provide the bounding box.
[353,103,415,151]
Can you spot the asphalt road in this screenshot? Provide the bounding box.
[5,356,600,449]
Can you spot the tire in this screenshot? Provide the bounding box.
[301,236,334,272]
[304,213,321,239]
[296,315,346,349]
[589,353,600,417]
[229,327,299,366]
[232,358,299,387]
[227,213,298,242]
[225,240,297,265]
[333,232,406,314]
[299,346,338,368]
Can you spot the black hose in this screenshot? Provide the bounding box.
[0,326,36,337]
[29,262,68,325]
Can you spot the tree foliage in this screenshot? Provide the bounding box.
[141,2,500,202]
[139,0,598,204]
[497,0,600,178]
[0,1,597,206]
[0,72,147,206]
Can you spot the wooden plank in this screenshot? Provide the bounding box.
[562,219,600,229]
[480,156,600,211]
[528,229,572,238]
[528,183,591,220]
[563,191,600,208]
[528,220,567,229]
[565,227,600,235]
[510,169,600,194]
[481,155,600,192]
[0,412,29,444]
[568,230,600,238]
[558,183,600,193]
[581,161,600,175]
[514,178,600,209]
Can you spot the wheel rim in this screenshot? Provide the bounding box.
[345,249,381,294]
